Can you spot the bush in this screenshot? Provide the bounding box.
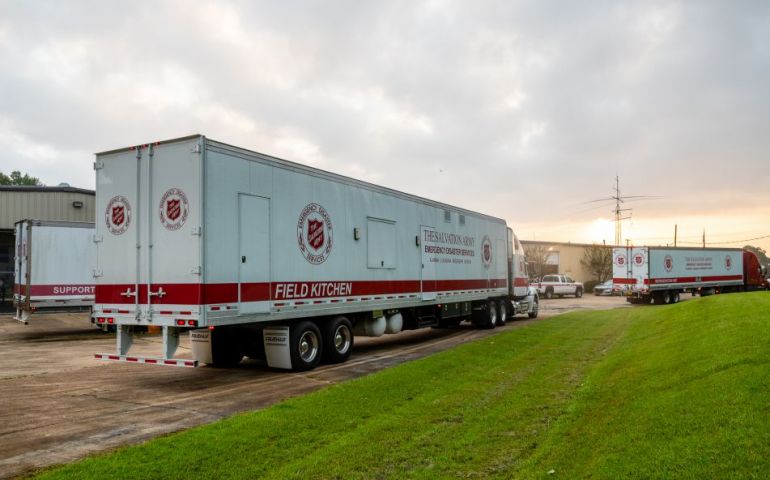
[584,280,600,293]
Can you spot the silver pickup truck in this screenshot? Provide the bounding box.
[534,274,584,299]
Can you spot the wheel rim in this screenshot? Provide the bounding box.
[333,324,351,354]
[500,305,507,323]
[489,305,497,325]
[298,330,319,363]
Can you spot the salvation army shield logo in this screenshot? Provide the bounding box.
[615,253,626,266]
[634,253,645,266]
[725,255,732,271]
[105,195,131,235]
[307,219,325,250]
[664,254,674,273]
[159,188,189,231]
[481,235,492,269]
[297,203,333,264]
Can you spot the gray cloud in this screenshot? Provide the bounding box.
[1,0,769,242]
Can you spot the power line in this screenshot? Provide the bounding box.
[678,234,770,246]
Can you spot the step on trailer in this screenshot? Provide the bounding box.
[612,246,765,305]
[13,219,96,324]
[92,135,538,371]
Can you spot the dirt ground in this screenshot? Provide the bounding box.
[0,295,635,478]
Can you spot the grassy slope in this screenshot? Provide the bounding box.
[36,294,769,479]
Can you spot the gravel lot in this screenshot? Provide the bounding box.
[0,295,634,478]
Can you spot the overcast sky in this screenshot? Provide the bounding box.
[1,0,769,249]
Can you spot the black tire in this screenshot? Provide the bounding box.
[210,327,244,368]
[663,291,671,304]
[575,288,583,298]
[479,300,497,329]
[322,316,353,364]
[671,291,680,304]
[528,299,539,318]
[290,321,322,371]
[496,300,508,326]
[545,288,554,299]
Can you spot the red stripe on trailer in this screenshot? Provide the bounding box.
[613,278,637,285]
[648,275,743,285]
[513,277,529,287]
[25,284,95,296]
[95,278,509,305]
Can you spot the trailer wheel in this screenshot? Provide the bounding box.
[322,316,353,364]
[528,299,539,319]
[671,291,680,304]
[290,321,322,371]
[545,288,554,299]
[496,300,508,326]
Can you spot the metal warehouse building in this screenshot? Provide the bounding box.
[0,185,95,303]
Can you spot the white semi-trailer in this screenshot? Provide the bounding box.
[13,219,95,324]
[92,135,537,370]
[612,246,764,304]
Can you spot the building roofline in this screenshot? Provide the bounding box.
[0,185,94,195]
[520,240,615,248]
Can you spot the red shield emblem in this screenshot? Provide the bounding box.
[166,199,181,221]
[307,219,325,250]
[483,244,491,262]
[112,206,125,226]
[665,258,672,270]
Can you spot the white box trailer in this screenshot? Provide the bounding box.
[13,219,95,324]
[92,135,538,370]
[612,246,748,304]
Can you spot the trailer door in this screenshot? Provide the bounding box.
[238,194,271,314]
[420,225,436,300]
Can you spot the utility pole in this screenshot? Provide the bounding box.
[612,176,633,246]
[702,228,706,248]
[674,224,678,247]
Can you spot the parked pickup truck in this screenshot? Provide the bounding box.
[535,274,583,299]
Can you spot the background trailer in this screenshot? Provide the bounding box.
[92,135,536,370]
[13,219,95,323]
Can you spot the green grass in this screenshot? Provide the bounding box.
[35,293,770,479]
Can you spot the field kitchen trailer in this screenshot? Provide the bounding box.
[612,246,765,304]
[13,219,95,324]
[92,135,538,370]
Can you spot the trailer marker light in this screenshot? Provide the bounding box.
[97,317,105,323]
[107,318,114,324]
[176,319,186,326]
[208,326,215,331]
[187,320,197,326]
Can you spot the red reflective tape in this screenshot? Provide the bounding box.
[108,355,120,360]
[613,278,637,285]
[94,354,103,359]
[103,309,113,313]
[164,360,177,365]
[126,357,138,362]
[513,277,529,287]
[159,310,173,315]
[210,306,221,311]
[184,361,195,367]
[145,359,158,364]
[180,311,192,315]
[118,310,129,314]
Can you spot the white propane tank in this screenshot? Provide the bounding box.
[353,316,386,337]
[385,313,403,334]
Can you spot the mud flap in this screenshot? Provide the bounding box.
[190,328,213,364]
[263,326,292,370]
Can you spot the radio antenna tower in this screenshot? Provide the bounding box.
[582,176,662,246]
